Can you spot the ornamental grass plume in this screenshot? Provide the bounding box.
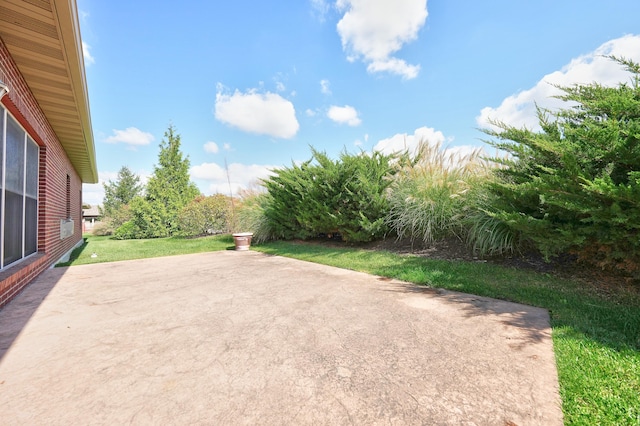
[386,140,488,244]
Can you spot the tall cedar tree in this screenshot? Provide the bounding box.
[484,56,640,276]
[145,126,200,234]
[100,166,142,217]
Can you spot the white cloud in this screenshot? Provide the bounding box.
[320,79,331,94]
[327,105,362,126]
[204,141,219,154]
[477,34,640,131]
[276,81,286,92]
[336,0,427,79]
[81,184,103,207]
[373,127,484,169]
[223,143,232,151]
[82,41,95,66]
[190,162,226,182]
[306,108,317,117]
[367,57,420,80]
[82,171,115,206]
[105,127,154,147]
[190,162,276,196]
[215,88,299,139]
[373,126,446,155]
[310,0,330,21]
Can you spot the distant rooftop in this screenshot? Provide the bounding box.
[82,205,100,217]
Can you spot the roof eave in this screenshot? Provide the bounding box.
[52,0,97,183]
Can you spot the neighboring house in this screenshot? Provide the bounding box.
[0,0,97,308]
[82,205,101,232]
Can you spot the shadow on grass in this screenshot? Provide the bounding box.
[55,238,89,267]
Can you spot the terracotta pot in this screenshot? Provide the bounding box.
[232,232,253,251]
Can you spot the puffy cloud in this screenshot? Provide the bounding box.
[374,127,484,170]
[82,41,95,65]
[320,79,331,95]
[215,88,299,139]
[190,162,276,195]
[336,0,427,79]
[82,184,103,207]
[367,57,420,80]
[373,126,445,155]
[82,171,115,206]
[327,105,362,126]
[204,141,219,154]
[105,127,154,146]
[477,35,640,131]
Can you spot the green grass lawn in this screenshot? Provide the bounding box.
[56,234,235,266]
[60,235,640,425]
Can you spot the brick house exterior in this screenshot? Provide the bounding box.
[0,0,97,308]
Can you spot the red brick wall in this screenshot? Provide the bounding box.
[0,38,85,309]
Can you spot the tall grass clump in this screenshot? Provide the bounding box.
[386,141,517,255]
[386,141,484,243]
[235,189,277,244]
[462,192,520,256]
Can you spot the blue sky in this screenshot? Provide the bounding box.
[79,0,640,205]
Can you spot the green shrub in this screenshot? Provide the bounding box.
[113,220,138,240]
[263,148,397,242]
[483,56,640,276]
[96,204,133,236]
[120,197,170,239]
[177,194,231,236]
[91,221,112,236]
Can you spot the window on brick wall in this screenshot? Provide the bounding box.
[1,106,39,269]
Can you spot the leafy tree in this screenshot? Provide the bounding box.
[120,126,200,238]
[100,166,143,217]
[177,194,232,236]
[483,56,640,276]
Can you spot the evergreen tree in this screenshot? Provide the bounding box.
[141,125,200,235]
[100,166,143,217]
[484,56,640,276]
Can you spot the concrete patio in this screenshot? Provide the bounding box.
[0,251,563,425]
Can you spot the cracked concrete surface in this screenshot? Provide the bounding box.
[0,251,563,425]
